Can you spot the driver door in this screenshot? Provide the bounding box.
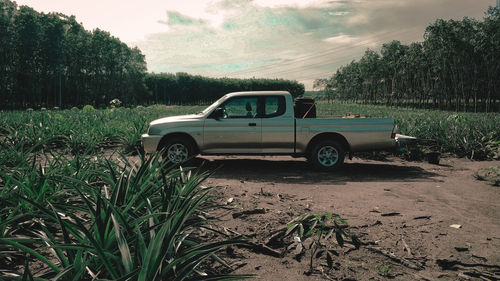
[203,96,262,153]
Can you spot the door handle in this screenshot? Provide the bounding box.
[248,123,257,127]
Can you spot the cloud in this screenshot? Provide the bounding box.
[161,11,207,26]
[16,0,495,86]
[346,0,493,34]
[135,0,495,89]
[141,2,351,63]
[21,0,493,89]
[252,0,339,9]
[323,34,356,44]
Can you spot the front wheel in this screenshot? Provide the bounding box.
[161,138,194,165]
[308,140,345,171]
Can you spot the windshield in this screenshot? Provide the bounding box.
[200,95,227,115]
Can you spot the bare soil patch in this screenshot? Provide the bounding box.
[184,155,500,280]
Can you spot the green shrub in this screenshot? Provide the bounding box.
[82,104,95,113]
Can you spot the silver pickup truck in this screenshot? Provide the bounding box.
[142,91,401,170]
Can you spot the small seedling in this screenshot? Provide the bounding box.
[376,265,393,277]
[285,213,361,273]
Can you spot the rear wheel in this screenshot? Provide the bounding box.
[308,140,345,171]
[161,138,195,165]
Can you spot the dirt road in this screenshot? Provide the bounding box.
[194,155,500,280]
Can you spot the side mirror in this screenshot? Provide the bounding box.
[212,107,224,120]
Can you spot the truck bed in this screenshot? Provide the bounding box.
[295,117,395,152]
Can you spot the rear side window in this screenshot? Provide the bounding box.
[263,96,285,118]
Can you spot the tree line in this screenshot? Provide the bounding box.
[146,73,305,104]
[0,0,149,109]
[315,7,500,112]
[0,0,304,109]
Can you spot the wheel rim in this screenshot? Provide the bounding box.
[317,146,339,167]
[167,143,189,163]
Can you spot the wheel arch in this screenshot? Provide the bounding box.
[157,132,200,154]
[306,132,350,156]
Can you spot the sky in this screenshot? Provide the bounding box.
[14,0,496,89]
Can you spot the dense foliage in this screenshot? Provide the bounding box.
[315,7,500,112]
[0,153,250,280]
[146,72,305,104]
[0,105,205,160]
[0,0,149,109]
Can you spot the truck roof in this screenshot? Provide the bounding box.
[225,91,290,98]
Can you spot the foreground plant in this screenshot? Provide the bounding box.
[286,213,361,274]
[0,153,250,280]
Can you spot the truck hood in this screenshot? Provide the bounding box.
[150,114,201,126]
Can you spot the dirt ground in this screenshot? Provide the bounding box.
[186,155,500,280]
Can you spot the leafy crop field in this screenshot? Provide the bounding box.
[0,105,205,167]
[316,101,500,160]
[0,103,498,279]
[1,102,498,163]
[0,105,250,280]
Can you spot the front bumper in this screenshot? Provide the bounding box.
[141,134,163,153]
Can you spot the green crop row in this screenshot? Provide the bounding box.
[1,102,498,162]
[0,105,204,166]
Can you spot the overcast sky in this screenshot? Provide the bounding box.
[15,0,496,89]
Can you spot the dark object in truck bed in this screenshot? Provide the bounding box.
[294,98,316,118]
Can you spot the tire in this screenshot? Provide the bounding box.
[161,137,195,165]
[308,140,345,171]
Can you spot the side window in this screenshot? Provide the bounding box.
[264,96,285,118]
[223,97,258,118]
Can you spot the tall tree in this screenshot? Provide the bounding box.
[315,6,499,112]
